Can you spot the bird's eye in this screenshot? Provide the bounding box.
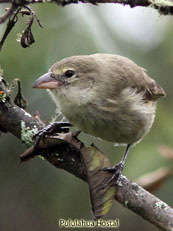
[65,70,75,78]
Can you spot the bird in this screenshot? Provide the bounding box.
[33,53,166,187]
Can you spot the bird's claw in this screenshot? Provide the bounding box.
[100,162,123,190]
[33,122,72,153]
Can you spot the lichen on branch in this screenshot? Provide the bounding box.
[21,121,39,147]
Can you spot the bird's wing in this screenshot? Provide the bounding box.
[111,55,166,101]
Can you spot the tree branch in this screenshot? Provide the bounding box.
[0,74,173,230]
[0,0,172,50]
[0,0,173,16]
[0,5,17,24]
[0,0,167,7]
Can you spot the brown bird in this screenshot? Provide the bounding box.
[33,54,166,187]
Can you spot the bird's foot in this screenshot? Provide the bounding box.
[100,162,124,190]
[33,122,72,153]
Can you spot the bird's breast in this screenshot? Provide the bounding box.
[59,101,155,145]
[51,87,157,145]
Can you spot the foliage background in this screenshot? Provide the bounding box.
[0,3,173,231]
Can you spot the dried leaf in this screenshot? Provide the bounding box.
[80,144,116,219]
[21,27,35,48]
[20,136,66,162]
[20,132,116,218]
[13,79,27,109]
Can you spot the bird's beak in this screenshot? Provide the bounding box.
[33,72,59,89]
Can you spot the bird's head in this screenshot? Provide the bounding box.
[32,56,101,106]
[33,56,99,90]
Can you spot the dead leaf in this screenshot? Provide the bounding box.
[20,132,116,218]
[80,144,116,219]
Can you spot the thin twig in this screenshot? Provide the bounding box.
[0,5,17,24]
[0,0,172,25]
[0,7,21,49]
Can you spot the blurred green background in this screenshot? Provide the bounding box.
[0,3,173,231]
